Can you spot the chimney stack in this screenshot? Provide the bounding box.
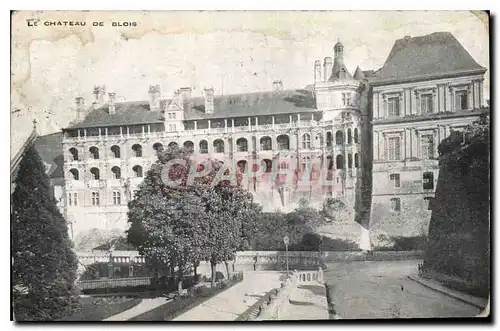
[148,85,161,111]
[204,87,214,114]
[75,97,85,121]
[179,87,192,111]
[314,60,322,83]
[108,92,116,114]
[92,85,106,110]
[324,57,333,82]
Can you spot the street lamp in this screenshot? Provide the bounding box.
[283,235,289,278]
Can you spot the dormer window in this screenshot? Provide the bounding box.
[420,93,433,113]
[455,90,468,110]
[342,92,351,106]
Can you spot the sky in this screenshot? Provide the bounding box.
[10,10,489,158]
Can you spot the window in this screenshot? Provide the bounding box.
[302,157,311,170]
[387,97,400,117]
[279,161,289,170]
[335,131,344,145]
[113,191,121,205]
[91,192,100,206]
[347,154,353,168]
[183,140,194,152]
[168,142,178,149]
[424,197,434,211]
[111,145,120,158]
[387,137,401,161]
[236,138,248,152]
[133,165,143,177]
[199,140,208,154]
[390,173,400,188]
[153,143,164,152]
[89,146,99,159]
[213,139,224,153]
[423,172,434,190]
[260,136,272,151]
[353,128,359,143]
[420,93,433,113]
[237,160,247,172]
[68,192,72,206]
[111,166,121,179]
[277,135,290,150]
[354,153,360,168]
[390,198,401,212]
[73,193,78,206]
[326,132,333,147]
[90,167,100,180]
[336,155,344,169]
[421,135,435,159]
[302,133,311,149]
[69,168,79,180]
[167,113,172,119]
[455,90,468,110]
[69,148,79,161]
[347,129,352,144]
[132,144,143,157]
[263,159,273,173]
[172,112,176,119]
[342,92,351,106]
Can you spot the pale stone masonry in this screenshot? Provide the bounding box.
[59,32,488,250]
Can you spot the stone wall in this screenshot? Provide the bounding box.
[423,126,490,297]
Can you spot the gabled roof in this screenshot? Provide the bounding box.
[371,32,486,85]
[65,88,317,129]
[34,132,64,179]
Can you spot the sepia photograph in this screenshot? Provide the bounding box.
[10,10,490,322]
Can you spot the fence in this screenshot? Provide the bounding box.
[77,277,151,290]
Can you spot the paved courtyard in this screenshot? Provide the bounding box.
[323,260,482,319]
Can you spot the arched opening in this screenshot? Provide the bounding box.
[326,156,333,170]
[111,145,120,158]
[199,140,208,154]
[347,128,352,144]
[213,139,224,153]
[91,192,100,206]
[89,146,99,159]
[69,168,79,180]
[326,132,333,147]
[90,167,100,180]
[335,131,344,145]
[69,147,79,161]
[260,136,272,151]
[153,142,164,152]
[132,144,143,157]
[354,153,360,168]
[336,155,344,169]
[348,154,353,168]
[111,166,121,179]
[237,160,247,172]
[132,165,143,177]
[354,128,359,143]
[302,133,311,149]
[183,140,194,152]
[236,138,248,152]
[262,159,272,173]
[277,135,290,150]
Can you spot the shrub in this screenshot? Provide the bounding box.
[215,271,225,281]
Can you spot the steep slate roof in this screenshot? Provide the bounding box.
[353,66,366,80]
[371,32,486,85]
[34,132,64,180]
[329,61,353,81]
[66,89,317,129]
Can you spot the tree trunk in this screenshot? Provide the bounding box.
[224,260,231,281]
[211,259,217,288]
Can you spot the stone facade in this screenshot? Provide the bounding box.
[59,32,488,250]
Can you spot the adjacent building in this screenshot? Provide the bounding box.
[57,32,487,250]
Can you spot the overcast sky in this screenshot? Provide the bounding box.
[11,10,489,157]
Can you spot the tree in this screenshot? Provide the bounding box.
[127,146,261,287]
[285,198,325,245]
[12,146,79,321]
[322,197,347,221]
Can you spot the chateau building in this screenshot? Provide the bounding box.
[59,32,487,250]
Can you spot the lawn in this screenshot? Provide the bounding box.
[59,296,142,321]
[130,278,243,321]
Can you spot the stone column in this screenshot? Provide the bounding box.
[479,79,484,106]
[381,94,386,118]
[373,131,379,161]
[373,92,379,119]
[448,86,454,111]
[411,90,417,116]
[433,88,438,113]
[208,120,211,134]
[272,116,275,129]
[194,121,198,130]
[411,129,419,159]
[405,129,411,160]
[255,117,259,128]
[231,119,235,133]
[404,88,411,117]
[248,117,251,131]
[438,84,445,112]
[379,132,385,161]
[467,84,473,110]
[224,119,228,133]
